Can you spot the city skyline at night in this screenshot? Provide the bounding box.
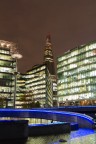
[0,0,96,73]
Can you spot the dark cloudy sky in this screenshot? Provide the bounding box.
[0,0,96,73]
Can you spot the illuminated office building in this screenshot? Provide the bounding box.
[57,41,96,106]
[25,64,53,107]
[16,73,26,108]
[18,35,57,108]
[16,35,57,108]
[44,35,57,105]
[0,40,17,108]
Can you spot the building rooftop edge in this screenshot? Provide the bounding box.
[57,39,96,59]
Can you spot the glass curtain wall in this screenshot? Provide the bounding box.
[57,42,96,106]
[0,40,16,108]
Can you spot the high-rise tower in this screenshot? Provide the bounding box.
[44,35,57,106]
[44,34,55,75]
[17,35,57,108]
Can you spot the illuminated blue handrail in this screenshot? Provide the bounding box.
[0,109,95,129]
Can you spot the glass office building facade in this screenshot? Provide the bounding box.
[16,73,26,108]
[24,64,53,107]
[0,40,16,108]
[15,35,57,108]
[57,41,96,106]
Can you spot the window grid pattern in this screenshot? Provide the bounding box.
[57,42,96,102]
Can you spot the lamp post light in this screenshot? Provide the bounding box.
[11,52,22,108]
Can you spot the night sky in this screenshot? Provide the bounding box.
[0,0,96,73]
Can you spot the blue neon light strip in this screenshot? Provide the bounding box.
[0,109,94,125]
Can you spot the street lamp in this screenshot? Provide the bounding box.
[11,52,22,108]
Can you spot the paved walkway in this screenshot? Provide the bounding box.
[26,128,96,144]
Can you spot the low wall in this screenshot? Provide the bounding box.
[0,120,28,140]
[29,122,71,136]
[0,109,95,129]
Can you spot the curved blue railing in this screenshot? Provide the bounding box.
[0,109,94,129]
